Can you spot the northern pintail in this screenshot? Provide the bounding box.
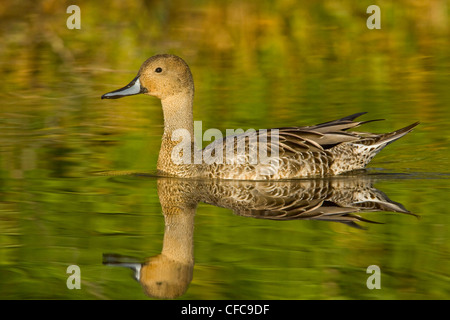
[104,176,413,298]
[102,54,419,180]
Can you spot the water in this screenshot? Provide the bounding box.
[0,1,449,300]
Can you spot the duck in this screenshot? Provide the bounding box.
[103,176,412,298]
[103,175,415,298]
[102,54,419,180]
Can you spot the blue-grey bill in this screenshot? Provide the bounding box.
[101,76,146,99]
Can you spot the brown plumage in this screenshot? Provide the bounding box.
[103,175,413,298]
[102,54,419,180]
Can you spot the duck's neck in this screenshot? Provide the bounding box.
[160,207,196,264]
[157,178,197,264]
[157,92,195,176]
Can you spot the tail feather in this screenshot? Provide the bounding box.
[330,120,419,174]
[376,121,420,147]
[311,112,384,133]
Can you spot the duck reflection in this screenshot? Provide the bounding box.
[103,175,413,299]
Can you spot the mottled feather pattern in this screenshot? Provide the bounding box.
[156,175,412,228]
[191,112,419,179]
[102,55,418,180]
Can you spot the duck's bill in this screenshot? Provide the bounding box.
[102,254,141,281]
[101,76,147,99]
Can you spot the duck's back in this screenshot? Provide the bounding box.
[195,113,418,180]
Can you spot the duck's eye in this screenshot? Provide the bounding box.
[155,67,163,73]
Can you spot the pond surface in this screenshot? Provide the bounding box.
[0,1,449,299]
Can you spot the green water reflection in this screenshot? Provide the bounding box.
[1,174,449,299]
[104,175,417,299]
[0,0,449,299]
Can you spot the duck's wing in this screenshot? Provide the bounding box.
[197,177,412,228]
[298,112,419,148]
[200,113,418,178]
[276,112,386,150]
[202,112,382,157]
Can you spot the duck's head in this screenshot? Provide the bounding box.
[139,254,193,299]
[101,54,194,101]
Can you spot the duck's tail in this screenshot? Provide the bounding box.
[371,121,420,148]
[330,120,419,174]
